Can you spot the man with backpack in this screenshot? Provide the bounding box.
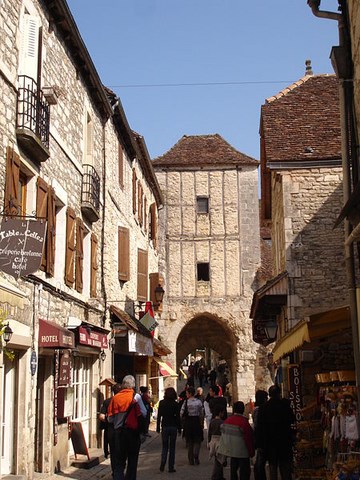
[107,375,147,480]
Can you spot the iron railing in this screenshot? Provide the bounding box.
[81,164,100,214]
[17,75,50,148]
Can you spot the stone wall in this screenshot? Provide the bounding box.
[272,167,348,326]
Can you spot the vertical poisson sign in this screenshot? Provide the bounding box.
[54,350,59,446]
[288,364,302,422]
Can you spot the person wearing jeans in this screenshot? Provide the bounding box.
[157,387,181,473]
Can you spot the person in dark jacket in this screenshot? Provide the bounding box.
[156,387,181,473]
[257,385,295,480]
[253,389,268,480]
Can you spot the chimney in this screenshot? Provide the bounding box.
[305,59,313,76]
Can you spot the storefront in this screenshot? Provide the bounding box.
[109,305,153,387]
[266,306,357,479]
[36,319,75,472]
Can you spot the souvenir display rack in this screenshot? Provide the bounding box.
[295,371,358,480]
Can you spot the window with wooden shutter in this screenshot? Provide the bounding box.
[132,169,137,215]
[4,146,21,216]
[75,217,85,293]
[137,249,148,302]
[138,183,143,227]
[118,143,124,189]
[118,227,130,282]
[143,197,147,234]
[90,233,98,298]
[150,203,157,248]
[46,186,56,276]
[65,207,76,287]
[36,177,48,271]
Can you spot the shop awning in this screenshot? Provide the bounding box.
[39,319,75,348]
[272,320,310,362]
[153,357,178,377]
[272,306,351,362]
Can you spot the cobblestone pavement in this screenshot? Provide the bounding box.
[33,421,258,480]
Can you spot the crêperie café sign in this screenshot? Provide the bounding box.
[0,218,46,279]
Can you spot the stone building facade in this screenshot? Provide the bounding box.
[153,134,261,402]
[251,72,350,393]
[0,0,162,477]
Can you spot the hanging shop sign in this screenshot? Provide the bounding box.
[0,218,46,279]
[128,331,153,356]
[78,326,108,349]
[59,351,71,386]
[288,363,303,422]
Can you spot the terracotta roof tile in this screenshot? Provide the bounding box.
[261,74,341,163]
[152,134,258,167]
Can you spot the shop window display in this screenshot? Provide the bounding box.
[296,370,359,480]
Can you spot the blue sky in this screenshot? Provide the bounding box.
[66,0,339,161]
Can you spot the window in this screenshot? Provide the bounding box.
[138,182,143,226]
[18,172,28,217]
[149,203,157,248]
[118,143,124,189]
[118,227,130,282]
[36,177,56,275]
[197,262,210,281]
[4,146,21,216]
[65,207,76,287]
[132,169,137,215]
[197,196,209,214]
[72,357,90,420]
[84,113,93,166]
[19,12,41,81]
[75,218,85,293]
[137,249,148,302]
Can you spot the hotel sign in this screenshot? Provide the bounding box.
[0,218,46,279]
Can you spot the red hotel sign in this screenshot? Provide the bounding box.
[78,326,108,349]
[38,319,75,348]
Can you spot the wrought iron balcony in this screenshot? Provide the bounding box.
[16,75,50,161]
[81,164,100,222]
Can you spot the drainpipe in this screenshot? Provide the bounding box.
[101,122,107,328]
[308,0,360,391]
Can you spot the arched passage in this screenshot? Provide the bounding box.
[176,312,237,372]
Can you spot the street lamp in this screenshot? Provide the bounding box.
[264,319,278,341]
[100,350,106,362]
[3,322,13,344]
[154,284,165,306]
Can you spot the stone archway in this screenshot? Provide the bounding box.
[176,313,235,369]
[175,312,238,396]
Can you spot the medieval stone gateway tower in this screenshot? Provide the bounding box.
[153,134,261,401]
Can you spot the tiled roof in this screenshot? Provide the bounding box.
[152,134,258,167]
[261,74,341,163]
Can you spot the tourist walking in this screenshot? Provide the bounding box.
[99,383,122,460]
[253,390,268,480]
[208,404,226,480]
[218,401,255,480]
[257,385,295,480]
[140,386,152,436]
[107,375,146,480]
[156,387,181,473]
[209,385,228,420]
[180,386,204,465]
